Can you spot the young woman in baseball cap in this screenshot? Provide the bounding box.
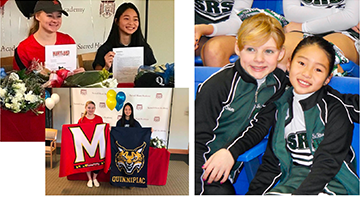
[13,0,77,71]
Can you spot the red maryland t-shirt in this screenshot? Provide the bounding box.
[78,114,104,124]
[13,32,75,70]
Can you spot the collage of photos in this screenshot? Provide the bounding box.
[1,0,188,197]
[0,0,359,198]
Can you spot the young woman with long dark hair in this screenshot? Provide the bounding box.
[116,102,142,128]
[93,2,156,72]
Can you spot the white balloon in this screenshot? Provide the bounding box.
[51,93,60,104]
[45,98,55,110]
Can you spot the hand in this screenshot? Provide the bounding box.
[104,51,115,70]
[351,22,360,33]
[284,22,302,33]
[194,24,213,50]
[73,67,85,74]
[202,148,234,184]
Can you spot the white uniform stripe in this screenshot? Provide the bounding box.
[343,161,359,179]
[223,72,239,104]
[317,103,326,126]
[324,183,336,195]
[198,63,234,93]
[327,92,353,124]
[226,112,258,150]
[273,74,281,90]
[263,172,282,195]
[199,65,241,194]
[290,153,313,160]
[293,159,313,166]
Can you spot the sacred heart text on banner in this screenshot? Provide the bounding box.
[108,127,151,188]
[59,123,111,177]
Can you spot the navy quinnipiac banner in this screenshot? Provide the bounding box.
[109,127,151,188]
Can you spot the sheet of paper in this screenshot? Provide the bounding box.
[45,44,77,71]
[112,47,143,83]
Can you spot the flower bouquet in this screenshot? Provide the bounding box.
[0,69,44,114]
[150,136,166,149]
[26,59,115,88]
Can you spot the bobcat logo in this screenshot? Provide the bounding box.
[115,142,146,175]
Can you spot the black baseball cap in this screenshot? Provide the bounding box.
[33,0,68,16]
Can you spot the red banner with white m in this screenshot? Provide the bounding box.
[59,123,111,177]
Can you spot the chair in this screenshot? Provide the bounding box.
[45,128,58,168]
[1,56,14,72]
[339,61,359,77]
[78,52,96,71]
[194,66,221,98]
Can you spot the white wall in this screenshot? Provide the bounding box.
[52,88,71,143]
[147,0,174,64]
[168,88,189,151]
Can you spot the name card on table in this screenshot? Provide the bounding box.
[45,44,77,71]
[112,47,143,83]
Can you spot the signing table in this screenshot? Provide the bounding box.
[0,106,45,141]
[67,147,170,185]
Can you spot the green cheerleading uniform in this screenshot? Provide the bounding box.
[247,86,359,195]
[195,59,288,194]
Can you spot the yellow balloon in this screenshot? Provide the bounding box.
[106,99,116,111]
[107,89,116,99]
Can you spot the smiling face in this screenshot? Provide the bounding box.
[124,105,132,119]
[288,45,331,94]
[236,37,284,80]
[35,11,62,33]
[117,8,139,36]
[85,103,96,117]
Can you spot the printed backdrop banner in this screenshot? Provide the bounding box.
[108,127,151,188]
[59,123,111,177]
[71,88,172,145]
[0,0,145,57]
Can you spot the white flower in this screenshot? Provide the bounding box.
[106,78,118,88]
[13,82,26,94]
[11,97,20,105]
[5,103,11,109]
[0,88,7,98]
[14,91,23,99]
[25,91,38,103]
[1,71,44,113]
[9,72,19,81]
[11,91,24,104]
[5,102,21,113]
[12,102,21,113]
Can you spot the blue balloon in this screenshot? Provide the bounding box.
[115,91,126,111]
[115,102,124,112]
[0,68,6,79]
[45,90,50,99]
